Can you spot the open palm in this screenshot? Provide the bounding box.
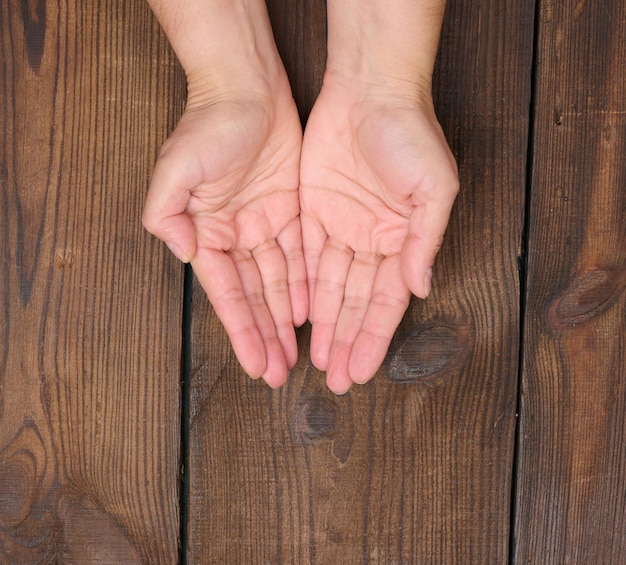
[300,84,459,394]
[143,92,307,387]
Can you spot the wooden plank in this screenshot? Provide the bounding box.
[265,0,327,124]
[514,1,626,562]
[187,0,534,562]
[0,1,184,562]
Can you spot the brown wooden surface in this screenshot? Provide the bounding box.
[0,1,184,562]
[514,1,626,562]
[187,0,534,562]
[3,0,626,563]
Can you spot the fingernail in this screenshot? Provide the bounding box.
[424,267,433,298]
[165,242,189,263]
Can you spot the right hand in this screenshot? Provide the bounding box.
[142,88,308,388]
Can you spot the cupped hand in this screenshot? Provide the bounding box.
[142,88,308,388]
[300,80,459,394]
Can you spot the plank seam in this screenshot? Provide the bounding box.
[509,0,541,563]
[180,264,193,564]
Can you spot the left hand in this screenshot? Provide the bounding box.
[300,78,459,394]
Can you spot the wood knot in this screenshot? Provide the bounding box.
[55,250,76,268]
[549,266,626,327]
[573,0,586,21]
[554,95,564,126]
[386,323,470,383]
[21,0,47,74]
[0,420,47,528]
[291,394,337,443]
[0,449,37,526]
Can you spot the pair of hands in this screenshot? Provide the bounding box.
[142,73,459,395]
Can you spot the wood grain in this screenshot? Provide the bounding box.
[187,0,534,562]
[0,1,184,562]
[514,1,626,562]
[265,0,327,125]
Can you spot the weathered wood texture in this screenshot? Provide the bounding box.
[515,1,626,562]
[187,0,534,563]
[0,1,184,562]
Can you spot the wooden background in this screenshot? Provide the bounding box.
[1,0,624,563]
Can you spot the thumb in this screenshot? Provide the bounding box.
[142,155,198,263]
[400,195,456,299]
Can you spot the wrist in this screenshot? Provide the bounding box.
[320,67,436,116]
[325,39,435,98]
[325,0,445,101]
[185,56,288,110]
[149,0,287,105]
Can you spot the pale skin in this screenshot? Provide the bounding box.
[143,0,307,388]
[143,0,459,393]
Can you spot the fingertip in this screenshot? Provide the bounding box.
[166,241,191,264]
[264,371,288,389]
[311,351,328,372]
[261,353,289,389]
[235,351,267,380]
[238,334,288,388]
[351,372,375,386]
[310,343,328,371]
[348,341,383,386]
[326,366,352,396]
[405,265,432,300]
[327,377,352,396]
[144,212,197,264]
[402,193,454,298]
[400,239,433,299]
[349,359,376,385]
[424,266,433,298]
[310,325,332,371]
[251,329,290,389]
[326,347,353,395]
[286,350,299,372]
[226,324,267,380]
